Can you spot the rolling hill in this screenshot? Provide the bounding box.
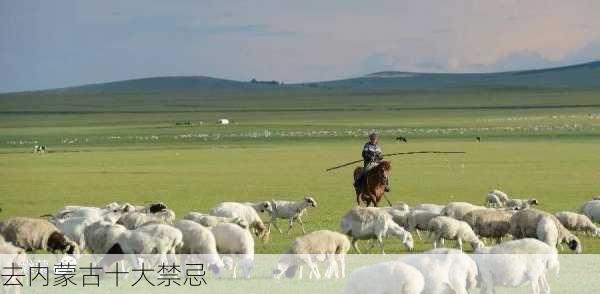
[10,60,600,94]
[1,61,599,113]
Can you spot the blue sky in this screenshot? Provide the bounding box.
[1,0,599,92]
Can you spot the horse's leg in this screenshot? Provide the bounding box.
[371,194,379,207]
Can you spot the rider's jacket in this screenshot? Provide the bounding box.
[362,142,383,168]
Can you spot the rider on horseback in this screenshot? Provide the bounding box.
[354,132,390,194]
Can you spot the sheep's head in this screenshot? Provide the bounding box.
[528,198,539,206]
[566,235,582,254]
[304,196,317,208]
[472,240,485,251]
[402,231,414,251]
[260,201,274,214]
[148,202,168,213]
[47,232,80,256]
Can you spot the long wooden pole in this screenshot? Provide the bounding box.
[325,151,466,171]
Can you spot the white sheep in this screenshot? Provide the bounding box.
[474,238,559,294]
[211,223,255,279]
[268,196,317,234]
[241,201,274,214]
[210,202,269,241]
[83,221,127,254]
[50,202,131,222]
[342,261,424,294]
[441,202,486,221]
[463,208,515,243]
[406,209,439,240]
[485,193,503,208]
[273,230,350,280]
[413,203,444,214]
[53,216,111,252]
[340,207,414,254]
[506,198,539,209]
[555,211,600,236]
[174,220,224,275]
[184,212,248,229]
[580,199,600,222]
[428,216,484,251]
[401,248,478,294]
[510,209,582,253]
[0,217,80,254]
[489,189,510,203]
[380,207,409,227]
[116,209,175,230]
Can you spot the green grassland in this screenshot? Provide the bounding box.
[1,87,600,254]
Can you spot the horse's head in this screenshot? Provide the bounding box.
[372,161,391,183]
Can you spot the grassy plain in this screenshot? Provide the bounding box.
[1,88,600,254]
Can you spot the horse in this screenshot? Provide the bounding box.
[353,161,391,207]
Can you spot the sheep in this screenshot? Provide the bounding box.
[474,238,559,294]
[506,197,539,209]
[83,221,127,254]
[211,223,255,279]
[428,216,484,251]
[555,211,600,236]
[241,201,274,214]
[510,209,582,253]
[136,223,183,256]
[406,209,439,240]
[485,193,503,208]
[379,207,409,227]
[441,202,486,221]
[462,208,515,243]
[342,261,424,294]
[53,216,112,252]
[392,202,410,212]
[210,202,269,241]
[0,217,79,254]
[1,235,27,293]
[340,207,414,254]
[50,202,132,222]
[174,220,224,275]
[273,230,350,280]
[401,248,478,294]
[580,199,600,222]
[413,203,444,214]
[489,189,510,203]
[116,209,175,230]
[184,212,248,229]
[268,196,317,234]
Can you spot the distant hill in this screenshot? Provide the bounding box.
[16,60,600,94]
[51,76,282,93]
[306,61,600,91]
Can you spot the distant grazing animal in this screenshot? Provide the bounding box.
[476,136,481,142]
[353,161,392,207]
[33,145,47,153]
[396,136,408,143]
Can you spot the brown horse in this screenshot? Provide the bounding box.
[353,161,391,207]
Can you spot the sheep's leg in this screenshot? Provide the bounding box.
[457,238,463,251]
[530,275,540,294]
[232,261,238,279]
[298,265,304,280]
[415,229,423,240]
[271,219,283,234]
[337,254,346,278]
[297,216,307,234]
[323,254,336,279]
[537,275,550,294]
[286,218,295,235]
[377,234,385,254]
[351,239,361,254]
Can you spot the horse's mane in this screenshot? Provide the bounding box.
[375,161,391,171]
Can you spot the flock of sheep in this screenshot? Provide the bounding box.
[1,191,600,293]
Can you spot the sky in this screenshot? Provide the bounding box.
[1,0,600,92]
